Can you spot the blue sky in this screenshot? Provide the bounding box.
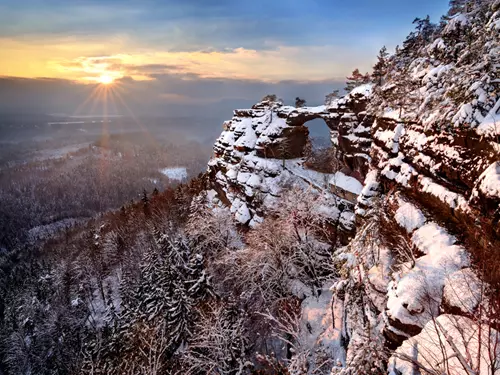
[0,0,449,52]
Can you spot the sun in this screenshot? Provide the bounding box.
[98,74,114,85]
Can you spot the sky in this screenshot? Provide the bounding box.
[0,0,449,115]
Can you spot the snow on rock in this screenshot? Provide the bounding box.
[235,202,251,224]
[387,223,469,328]
[381,154,418,188]
[208,92,374,233]
[394,200,426,233]
[475,162,500,199]
[419,176,470,212]
[285,159,334,190]
[348,83,373,97]
[329,172,363,196]
[443,268,482,314]
[356,170,380,216]
[389,315,499,375]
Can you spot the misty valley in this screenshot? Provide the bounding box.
[0,115,211,249]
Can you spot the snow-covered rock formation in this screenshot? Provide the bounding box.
[207,87,373,237]
[204,1,499,373]
[339,2,500,374]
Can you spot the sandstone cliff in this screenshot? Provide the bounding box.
[204,1,499,373]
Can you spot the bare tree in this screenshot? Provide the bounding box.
[179,301,249,375]
[187,192,242,257]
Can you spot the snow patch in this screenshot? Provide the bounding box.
[387,223,469,327]
[389,315,499,375]
[419,176,470,211]
[329,172,363,195]
[394,200,426,233]
[443,268,482,314]
[475,162,500,199]
[159,167,188,181]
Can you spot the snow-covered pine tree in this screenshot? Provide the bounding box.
[179,300,249,374]
[103,283,118,330]
[371,46,389,86]
[448,0,468,16]
[184,252,212,299]
[166,280,192,351]
[334,326,388,375]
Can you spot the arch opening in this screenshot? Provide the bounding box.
[302,118,339,174]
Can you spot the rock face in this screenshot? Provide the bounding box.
[346,2,500,371]
[205,2,499,371]
[359,112,499,348]
[207,86,374,234]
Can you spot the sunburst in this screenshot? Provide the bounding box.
[98,74,114,85]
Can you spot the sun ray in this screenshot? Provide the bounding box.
[72,84,102,117]
[87,85,106,117]
[110,88,162,151]
[99,85,110,183]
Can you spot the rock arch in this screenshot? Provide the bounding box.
[209,91,374,228]
[249,102,372,179]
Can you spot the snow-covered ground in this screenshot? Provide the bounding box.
[159,167,188,181]
[284,160,363,196]
[33,143,90,161]
[299,283,346,373]
[27,218,87,243]
[389,314,500,375]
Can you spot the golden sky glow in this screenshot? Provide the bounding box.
[0,35,372,83]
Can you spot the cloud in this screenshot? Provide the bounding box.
[0,0,450,85]
[0,74,344,119]
[1,39,374,83]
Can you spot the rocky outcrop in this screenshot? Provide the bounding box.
[349,1,500,367]
[204,2,499,371]
[207,86,374,235]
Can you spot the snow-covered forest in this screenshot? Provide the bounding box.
[0,0,498,374]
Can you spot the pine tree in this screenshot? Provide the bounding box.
[184,252,212,298]
[345,69,371,92]
[141,189,150,217]
[166,281,192,350]
[336,324,388,375]
[261,94,279,102]
[371,46,389,86]
[295,97,306,108]
[103,283,118,330]
[448,0,467,16]
[141,189,149,205]
[402,16,436,58]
